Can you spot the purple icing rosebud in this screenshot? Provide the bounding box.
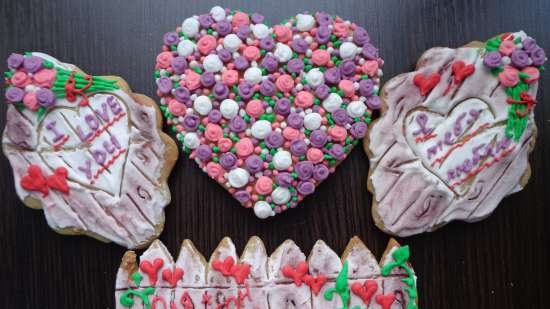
[350,122,367,138]
[315,25,331,44]
[297,180,315,195]
[530,47,547,66]
[324,67,341,85]
[236,25,250,40]
[183,114,200,131]
[362,43,379,60]
[220,152,238,169]
[24,56,43,73]
[265,131,284,148]
[261,55,278,72]
[251,13,265,24]
[366,96,381,110]
[329,144,346,160]
[260,37,275,51]
[199,14,214,28]
[163,31,180,45]
[332,108,350,125]
[353,27,370,46]
[5,87,25,102]
[217,48,232,63]
[291,38,309,53]
[295,161,314,180]
[245,155,264,173]
[275,98,291,115]
[309,130,327,148]
[234,190,251,203]
[339,60,356,77]
[174,87,190,102]
[7,53,24,69]
[260,80,276,96]
[234,56,250,70]
[483,51,502,68]
[157,76,173,94]
[510,49,530,68]
[313,164,329,181]
[238,81,254,100]
[229,116,247,132]
[315,84,330,99]
[36,88,56,107]
[287,59,304,74]
[196,144,213,161]
[276,172,294,187]
[201,72,216,87]
[213,82,229,100]
[287,113,304,129]
[208,109,222,123]
[359,79,374,97]
[171,56,188,74]
[522,37,538,54]
[217,20,232,36]
[290,140,307,156]
[315,12,332,26]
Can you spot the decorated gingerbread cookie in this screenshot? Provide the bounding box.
[365,32,546,236]
[2,52,178,248]
[115,236,418,309]
[154,7,383,218]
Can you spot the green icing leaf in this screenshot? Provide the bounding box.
[485,36,502,52]
[36,107,47,122]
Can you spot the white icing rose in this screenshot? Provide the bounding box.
[244,67,263,84]
[272,150,292,170]
[193,95,212,115]
[322,93,343,112]
[271,187,291,204]
[210,6,226,22]
[177,40,196,57]
[306,69,324,88]
[296,14,315,31]
[346,101,366,118]
[227,168,250,188]
[251,120,272,139]
[219,99,239,119]
[274,43,293,63]
[339,42,358,59]
[182,17,200,38]
[184,132,200,149]
[252,24,270,39]
[254,201,274,219]
[304,113,322,130]
[223,34,242,52]
[203,54,223,72]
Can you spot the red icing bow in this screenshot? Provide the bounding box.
[507,91,537,117]
[65,71,93,106]
[20,165,70,197]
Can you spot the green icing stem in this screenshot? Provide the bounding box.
[324,261,360,309]
[381,246,419,309]
[504,82,530,141]
[119,287,155,309]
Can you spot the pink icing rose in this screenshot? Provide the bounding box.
[232,11,250,28]
[362,60,379,77]
[197,35,217,55]
[294,91,314,108]
[328,125,347,142]
[206,162,225,179]
[275,74,295,93]
[499,40,516,56]
[205,123,223,141]
[306,148,324,163]
[218,138,233,152]
[156,51,174,69]
[168,99,186,116]
[498,65,520,87]
[255,176,273,194]
[246,100,264,118]
[521,66,540,84]
[222,70,239,86]
[333,22,349,37]
[273,25,292,42]
[311,49,330,66]
[23,92,40,111]
[243,46,260,61]
[184,70,201,90]
[235,138,254,157]
[338,80,355,98]
[283,127,300,140]
[33,69,57,88]
[11,71,31,88]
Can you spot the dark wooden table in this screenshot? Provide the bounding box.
[1,0,548,308]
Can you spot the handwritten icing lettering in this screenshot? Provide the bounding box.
[412,113,433,136]
[85,114,100,130]
[95,101,110,121]
[45,121,65,143]
[92,135,122,164]
[76,124,93,142]
[106,95,122,115]
[78,159,92,179]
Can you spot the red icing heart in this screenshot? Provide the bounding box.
[452,60,475,84]
[211,256,251,284]
[212,256,235,276]
[281,261,309,286]
[375,293,396,309]
[413,72,441,96]
[46,167,70,194]
[139,258,164,285]
[162,267,184,287]
[231,262,251,284]
[351,279,378,304]
[20,165,49,196]
[303,273,327,295]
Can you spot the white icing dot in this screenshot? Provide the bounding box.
[272,150,292,170]
[227,168,250,188]
[304,113,322,130]
[177,40,196,57]
[347,101,366,118]
[274,43,293,63]
[254,201,274,219]
[244,67,263,84]
[203,54,223,72]
[220,99,239,119]
[210,6,226,22]
[322,93,343,112]
[271,187,291,204]
[252,24,270,39]
[181,18,200,38]
[193,95,212,115]
[306,69,324,88]
[339,42,358,59]
[223,34,242,52]
[296,14,315,31]
[251,120,272,139]
[184,133,200,149]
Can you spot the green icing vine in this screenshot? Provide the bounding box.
[381,246,418,309]
[119,272,155,309]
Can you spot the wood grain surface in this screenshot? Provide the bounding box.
[0,0,548,308]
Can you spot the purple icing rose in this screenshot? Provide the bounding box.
[261,55,278,72]
[199,14,214,28]
[174,87,190,102]
[234,190,251,203]
[201,72,216,87]
[275,98,291,116]
[350,122,368,138]
[353,27,370,46]
[315,84,330,99]
[530,47,547,66]
[183,114,200,131]
[220,152,238,169]
[7,53,24,69]
[208,109,222,123]
[163,31,180,45]
[522,37,538,54]
[483,51,502,68]
[196,144,213,161]
[229,116,246,132]
[297,180,315,195]
[511,49,530,68]
[245,155,263,173]
[324,67,341,84]
[329,144,346,160]
[315,25,331,44]
[217,49,232,63]
[238,81,254,100]
[234,56,250,70]
[213,82,229,100]
[292,38,309,53]
[217,20,232,36]
[295,161,313,180]
[251,13,265,24]
[287,58,304,74]
[339,60,356,77]
[24,56,43,73]
[171,56,188,74]
[366,96,381,110]
[313,164,329,181]
[265,131,284,148]
[287,113,304,129]
[332,108,350,125]
[157,76,173,94]
[5,87,25,102]
[276,172,294,187]
[36,88,56,107]
[359,79,374,97]
[260,37,275,51]
[315,12,332,26]
[236,25,250,40]
[290,140,307,156]
[309,130,327,148]
[260,80,276,96]
[362,43,379,60]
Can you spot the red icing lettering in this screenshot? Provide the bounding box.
[413,72,440,96]
[180,291,195,309]
[351,280,378,304]
[281,261,309,286]
[303,273,327,295]
[162,267,184,287]
[139,258,164,285]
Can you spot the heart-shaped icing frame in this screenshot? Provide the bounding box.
[154,7,383,218]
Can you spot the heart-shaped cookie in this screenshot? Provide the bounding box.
[154,7,383,218]
[3,53,178,248]
[365,31,546,236]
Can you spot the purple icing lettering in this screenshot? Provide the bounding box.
[484,143,495,158]
[106,96,122,115]
[443,131,455,145]
[85,114,99,130]
[471,143,486,165]
[103,135,121,153]
[45,121,65,143]
[497,137,511,151]
[467,108,481,125]
[427,141,442,160]
[412,113,433,136]
[75,125,92,142]
[95,102,110,121]
[92,149,106,165]
[78,159,92,179]
[447,169,456,181]
[453,112,467,137]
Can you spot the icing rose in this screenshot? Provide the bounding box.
[156,51,173,69]
[184,70,201,91]
[287,113,304,129]
[23,56,43,73]
[521,67,540,84]
[238,81,254,100]
[235,138,254,157]
[273,25,292,42]
[246,100,264,118]
[261,55,279,72]
[275,98,291,116]
[510,49,530,68]
[23,92,39,111]
[332,22,348,37]
[219,152,238,169]
[282,127,300,140]
[5,87,25,103]
[197,35,217,55]
[350,122,368,138]
[295,161,314,179]
[182,114,200,131]
[232,11,250,27]
[229,116,247,132]
[498,40,516,56]
[315,84,330,99]
[157,76,173,94]
[199,14,214,28]
[213,82,229,100]
[163,32,179,46]
[329,143,346,160]
[217,49,232,63]
[33,69,56,88]
[328,125,347,142]
[294,91,314,108]
[315,25,331,44]
[287,59,304,74]
[313,164,329,181]
[483,51,502,68]
[168,100,186,116]
[522,37,538,54]
[260,80,276,96]
[498,65,520,87]
[171,56,188,74]
[196,144,213,161]
[359,79,374,97]
[324,67,341,85]
[353,27,370,46]
[245,155,263,173]
[366,96,381,110]
[255,176,273,194]
[276,172,293,187]
[530,47,547,66]
[217,20,232,36]
[243,46,261,61]
[234,190,251,203]
[309,130,327,148]
[217,137,233,152]
[7,53,24,69]
[206,162,225,179]
[339,60,356,77]
[276,74,295,93]
[36,88,56,108]
[362,43,379,60]
[311,49,330,66]
[174,87,190,103]
[222,70,239,86]
[200,72,216,88]
[260,36,276,51]
[205,123,223,141]
[11,71,31,88]
[306,148,324,163]
[265,131,284,148]
[338,80,355,98]
[208,109,222,123]
[332,109,350,125]
[362,60,379,76]
[315,12,332,25]
[297,180,315,195]
[291,38,309,54]
[290,139,307,156]
[236,25,251,40]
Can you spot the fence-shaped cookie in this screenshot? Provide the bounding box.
[115,237,418,309]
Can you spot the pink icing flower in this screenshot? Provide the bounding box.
[246,100,264,118]
[294,91,314,108]
[275,74,295,93]
[11,71,31,88]
[156,51,174,69]
[283,127,300,140]
[184,70,201,90]
[222,70,239,86]
[232,11,250,27]
[243,46,261,61]
[235,138,254,157]
[205,123,223,141]
[332,22,349,37]
[498,65,520,87]
[362,60,379,77]
[206,162,225,179]
[255,176,273,194]
[521,66,540,84]
[498,40,516,56]
[306,148,324,163]
[197,35,217,55]
[218,138,233,152]
[311,49,330,66]
[168,99,186,116]
[23,92,40,111]
[338,80,355,98]
[33,69,56,88]
[273,25,292,42]
[328,125,347,142]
